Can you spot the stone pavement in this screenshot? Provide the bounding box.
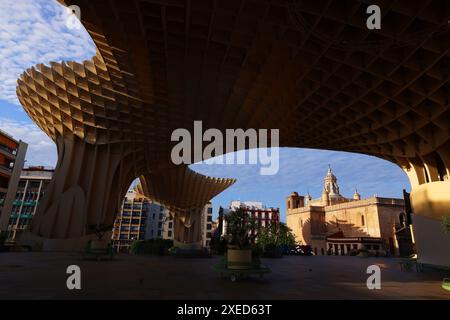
[0,253,448,299]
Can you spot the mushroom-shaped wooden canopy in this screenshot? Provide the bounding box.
[15,0,450,239]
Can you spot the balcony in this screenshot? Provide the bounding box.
[0,165,12,177]
[0,145,16,159]
[9,213,33,219]
[13,200,37,206]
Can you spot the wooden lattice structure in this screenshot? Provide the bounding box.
[16,0,450,240]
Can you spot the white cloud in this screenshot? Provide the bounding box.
[0,117,57,167]
[191,147,411,213]
[0,0,95,105]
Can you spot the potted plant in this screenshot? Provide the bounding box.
[225,208,257,269]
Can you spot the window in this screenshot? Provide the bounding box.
[207,215,212,222]
[207,223,212,230]
[168,230,172,237]
[207,207,213,214]
[168,222,173,229]
[361,215,365,226]
[157,230,162,237]
[158,222,162,228]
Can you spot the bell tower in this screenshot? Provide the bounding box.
[286,192,304,212]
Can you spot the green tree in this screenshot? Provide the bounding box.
[257,222,295,251]
[225,207,257,249]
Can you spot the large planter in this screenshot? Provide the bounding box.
[227,249,252,270]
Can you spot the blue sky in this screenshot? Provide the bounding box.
[0,0,411,222]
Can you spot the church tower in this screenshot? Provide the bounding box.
[286,192,304,211]
[323,165,343,205]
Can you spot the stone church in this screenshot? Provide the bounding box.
[286,167,414,256]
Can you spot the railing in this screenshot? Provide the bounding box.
[9,213,33,219]
[13,200,37,206]
[0,144,16,156]
[0,165,12,174]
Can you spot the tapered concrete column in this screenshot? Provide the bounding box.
[409,181,450,267]
[173,208,203,246]
[31,134,136,239]
[402,153,450,267]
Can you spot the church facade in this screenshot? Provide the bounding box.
[286,167,412,256]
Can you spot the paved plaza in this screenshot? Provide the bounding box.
[0,253,448,299]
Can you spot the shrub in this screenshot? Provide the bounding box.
[357,247,369,257]
[131,239,174,255]
[257,223,296,257]
[443,214,450,234]
[86,224,112,240]
[209,228,228,255]
[263,243,283,258]
[168,246,178,255]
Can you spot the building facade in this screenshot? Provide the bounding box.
[112,188,213,252]
[222,201,280,241]
[111,189,149,252]
[200,202,213,247]
[0,130,27,234]
[286,167,410,256]
[5,167,54,242]
[144,198,173,241]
